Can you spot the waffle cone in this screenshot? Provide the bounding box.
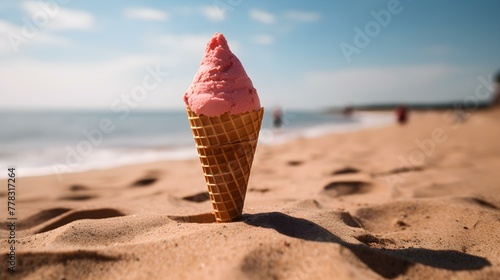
[186,107,264,222]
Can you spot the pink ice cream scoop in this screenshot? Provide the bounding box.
[183,33,261,117]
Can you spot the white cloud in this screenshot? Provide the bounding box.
[0,20,18,54]
[51,8,93,30]
[22,1,94,30]
[32,32,71,46]
[158,34,210,54]
[0,19,70,54]
[124,7,169,21]
[0,55,162,109]
[176,6,227,22]
[0,20,18,33]
[0,42,11,54]
[0,2,94,54]
[249,9,276,24]
[283,10,321,22]
[156,33,240,55]
[252,34,274,45]
[304,64,474,105]
[199,6,226,22]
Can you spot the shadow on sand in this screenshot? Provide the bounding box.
[243,212,491,278]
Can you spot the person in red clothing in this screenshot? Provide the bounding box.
[395,105,408,125]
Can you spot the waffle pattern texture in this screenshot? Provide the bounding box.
[187,108,264,222]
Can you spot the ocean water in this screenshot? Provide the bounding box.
[0,110,392,178]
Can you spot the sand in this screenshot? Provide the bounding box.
[1,109,500,279]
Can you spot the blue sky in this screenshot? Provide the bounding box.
[0,0,499,110]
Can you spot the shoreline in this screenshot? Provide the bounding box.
[3,111,393,180]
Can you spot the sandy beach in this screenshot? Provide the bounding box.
[1,108,500,279]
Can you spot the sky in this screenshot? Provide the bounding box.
[0,0,499,111]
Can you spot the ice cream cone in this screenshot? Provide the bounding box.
[186,107,264,222]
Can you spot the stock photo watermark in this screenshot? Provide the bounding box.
[212,0,243,20]
[50,65,169,181]
[339,0,405,63]
[385,74,496,187]
[5,167,17,272]
[7,0,71,53]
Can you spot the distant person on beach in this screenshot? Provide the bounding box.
[342,105,354,117]
[493,71,500,106]
[395,105,408,125]
[272,107,283,129]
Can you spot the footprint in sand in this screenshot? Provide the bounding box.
[61,184,96,201]
[59,195,96,201]
[131,177,158,187]
[249,187,270,193]
[322,181,373,197]
[331,166,360,175]
[69,184,89,191]
[36,208,125,234]
[287,160,303,166]
[340,211,362,228]
[130,170,164,187]
[372,166,423,177]
[12,208,72,230]
[182,192,210,202]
